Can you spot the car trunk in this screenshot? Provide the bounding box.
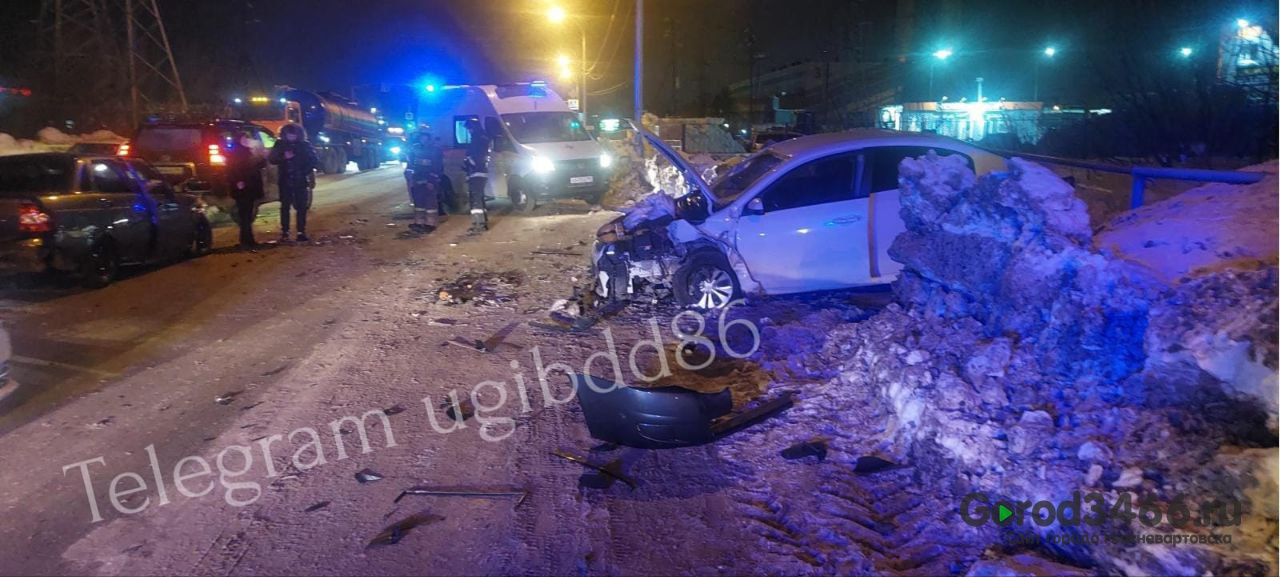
[132,126,211,182]
[0,155,71,243]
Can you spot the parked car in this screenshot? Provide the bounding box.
[0,153,213,288]
[122,119,279,218]
[592,129,1005,309]
[66,142,125,156]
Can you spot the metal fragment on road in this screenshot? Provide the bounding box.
[393,487,529,508]
[355,468,384,483]
[383,404,406,416]
[551,450,637,490]
[215,391,244,405]
[366,512,445,548]
[304,501,330,512]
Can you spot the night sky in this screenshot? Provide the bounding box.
[0,0,1275,131]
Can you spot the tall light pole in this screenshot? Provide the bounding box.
[634,0,643,125]
[1035,46,1055,102]
[548,6,588,121]
[928,48,952,101]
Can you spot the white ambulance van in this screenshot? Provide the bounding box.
[414,82,613,211]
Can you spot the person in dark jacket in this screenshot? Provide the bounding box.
[226,131,266,248]
[405,130,445,233]
[463,118,491,234]
[268,123,320,242]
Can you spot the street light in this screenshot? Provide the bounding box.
[1044,46,1056,57]
[1179,46,1193,58]
[548,5,588,119]
[928,48,953,100]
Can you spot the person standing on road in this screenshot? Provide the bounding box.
[405,130,444,233]
[269,123,320,242]
[226,131,266,248]
[463,118,491,234]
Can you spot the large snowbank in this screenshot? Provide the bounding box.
[824,154,1277,575]
[0,128,126,157]
[1096,161,1279,284]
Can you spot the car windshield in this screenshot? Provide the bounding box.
[501,112,590,144]
[0,156,75,196]
[709,152,784,204]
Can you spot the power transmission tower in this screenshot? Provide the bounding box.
[39,0,123,127]
[39,0,186,130]
[123,0,187,125]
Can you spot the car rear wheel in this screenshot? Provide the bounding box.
[80,241,119,289]
[673,251,739,310]
[189,217,213,257]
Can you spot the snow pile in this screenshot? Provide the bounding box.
[0,128,126,156]
[822,154,1278,575]
[1096,161,1279,284]
[889,154,1159,383]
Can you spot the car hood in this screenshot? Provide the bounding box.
[635,128,713,206]
[519,139,603,161]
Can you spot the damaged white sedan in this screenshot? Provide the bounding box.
[592,129,1005,309]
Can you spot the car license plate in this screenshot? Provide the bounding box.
[156,166,187,176]
[570,175,594,185]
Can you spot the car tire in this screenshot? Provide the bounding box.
[80,241,119,289]
[189,217,213,257]
[335,149,349,174]
[672,251,739,310]
[509,185,537,213]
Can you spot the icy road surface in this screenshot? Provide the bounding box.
[0,165,969,576]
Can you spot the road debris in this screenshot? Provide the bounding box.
[303,501,330,513]
[355,468,384,483]
[551,450,637,490]
[435,271,523,306]
[531,248,582,257]
[852,455,898,475]
[382,404,406,416]
[780,439,828,462]
[214,391,243,405]
[710,391,795,438]
[393,486,529,508]
[442,396,475,422]
[366,512,445,548]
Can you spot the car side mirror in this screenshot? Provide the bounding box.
[745,197,765,215]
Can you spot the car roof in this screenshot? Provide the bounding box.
[0,152,114,162]
[767,128,989,159]
[138,120,256,129]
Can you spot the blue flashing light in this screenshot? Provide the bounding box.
[425,84,436,93]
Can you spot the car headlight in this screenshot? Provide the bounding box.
[531,156,555,174]
[599,153,613,168]
[390,146,402,155]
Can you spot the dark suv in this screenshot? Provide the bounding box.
[125,120,279,215]
[0,153,212,288]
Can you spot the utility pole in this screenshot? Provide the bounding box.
[634,0,643,125]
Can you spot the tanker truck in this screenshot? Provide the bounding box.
[227,88,385,174]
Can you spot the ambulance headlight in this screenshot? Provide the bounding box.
[599,153,613,168]
[531,156,555,174]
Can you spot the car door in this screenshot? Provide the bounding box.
[862,146,975,281]
[128,160,190,259]
[252,127,280,203]
[83,159,153,263]
[733,151,869,294]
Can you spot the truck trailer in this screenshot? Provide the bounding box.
[228,88,386,174]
